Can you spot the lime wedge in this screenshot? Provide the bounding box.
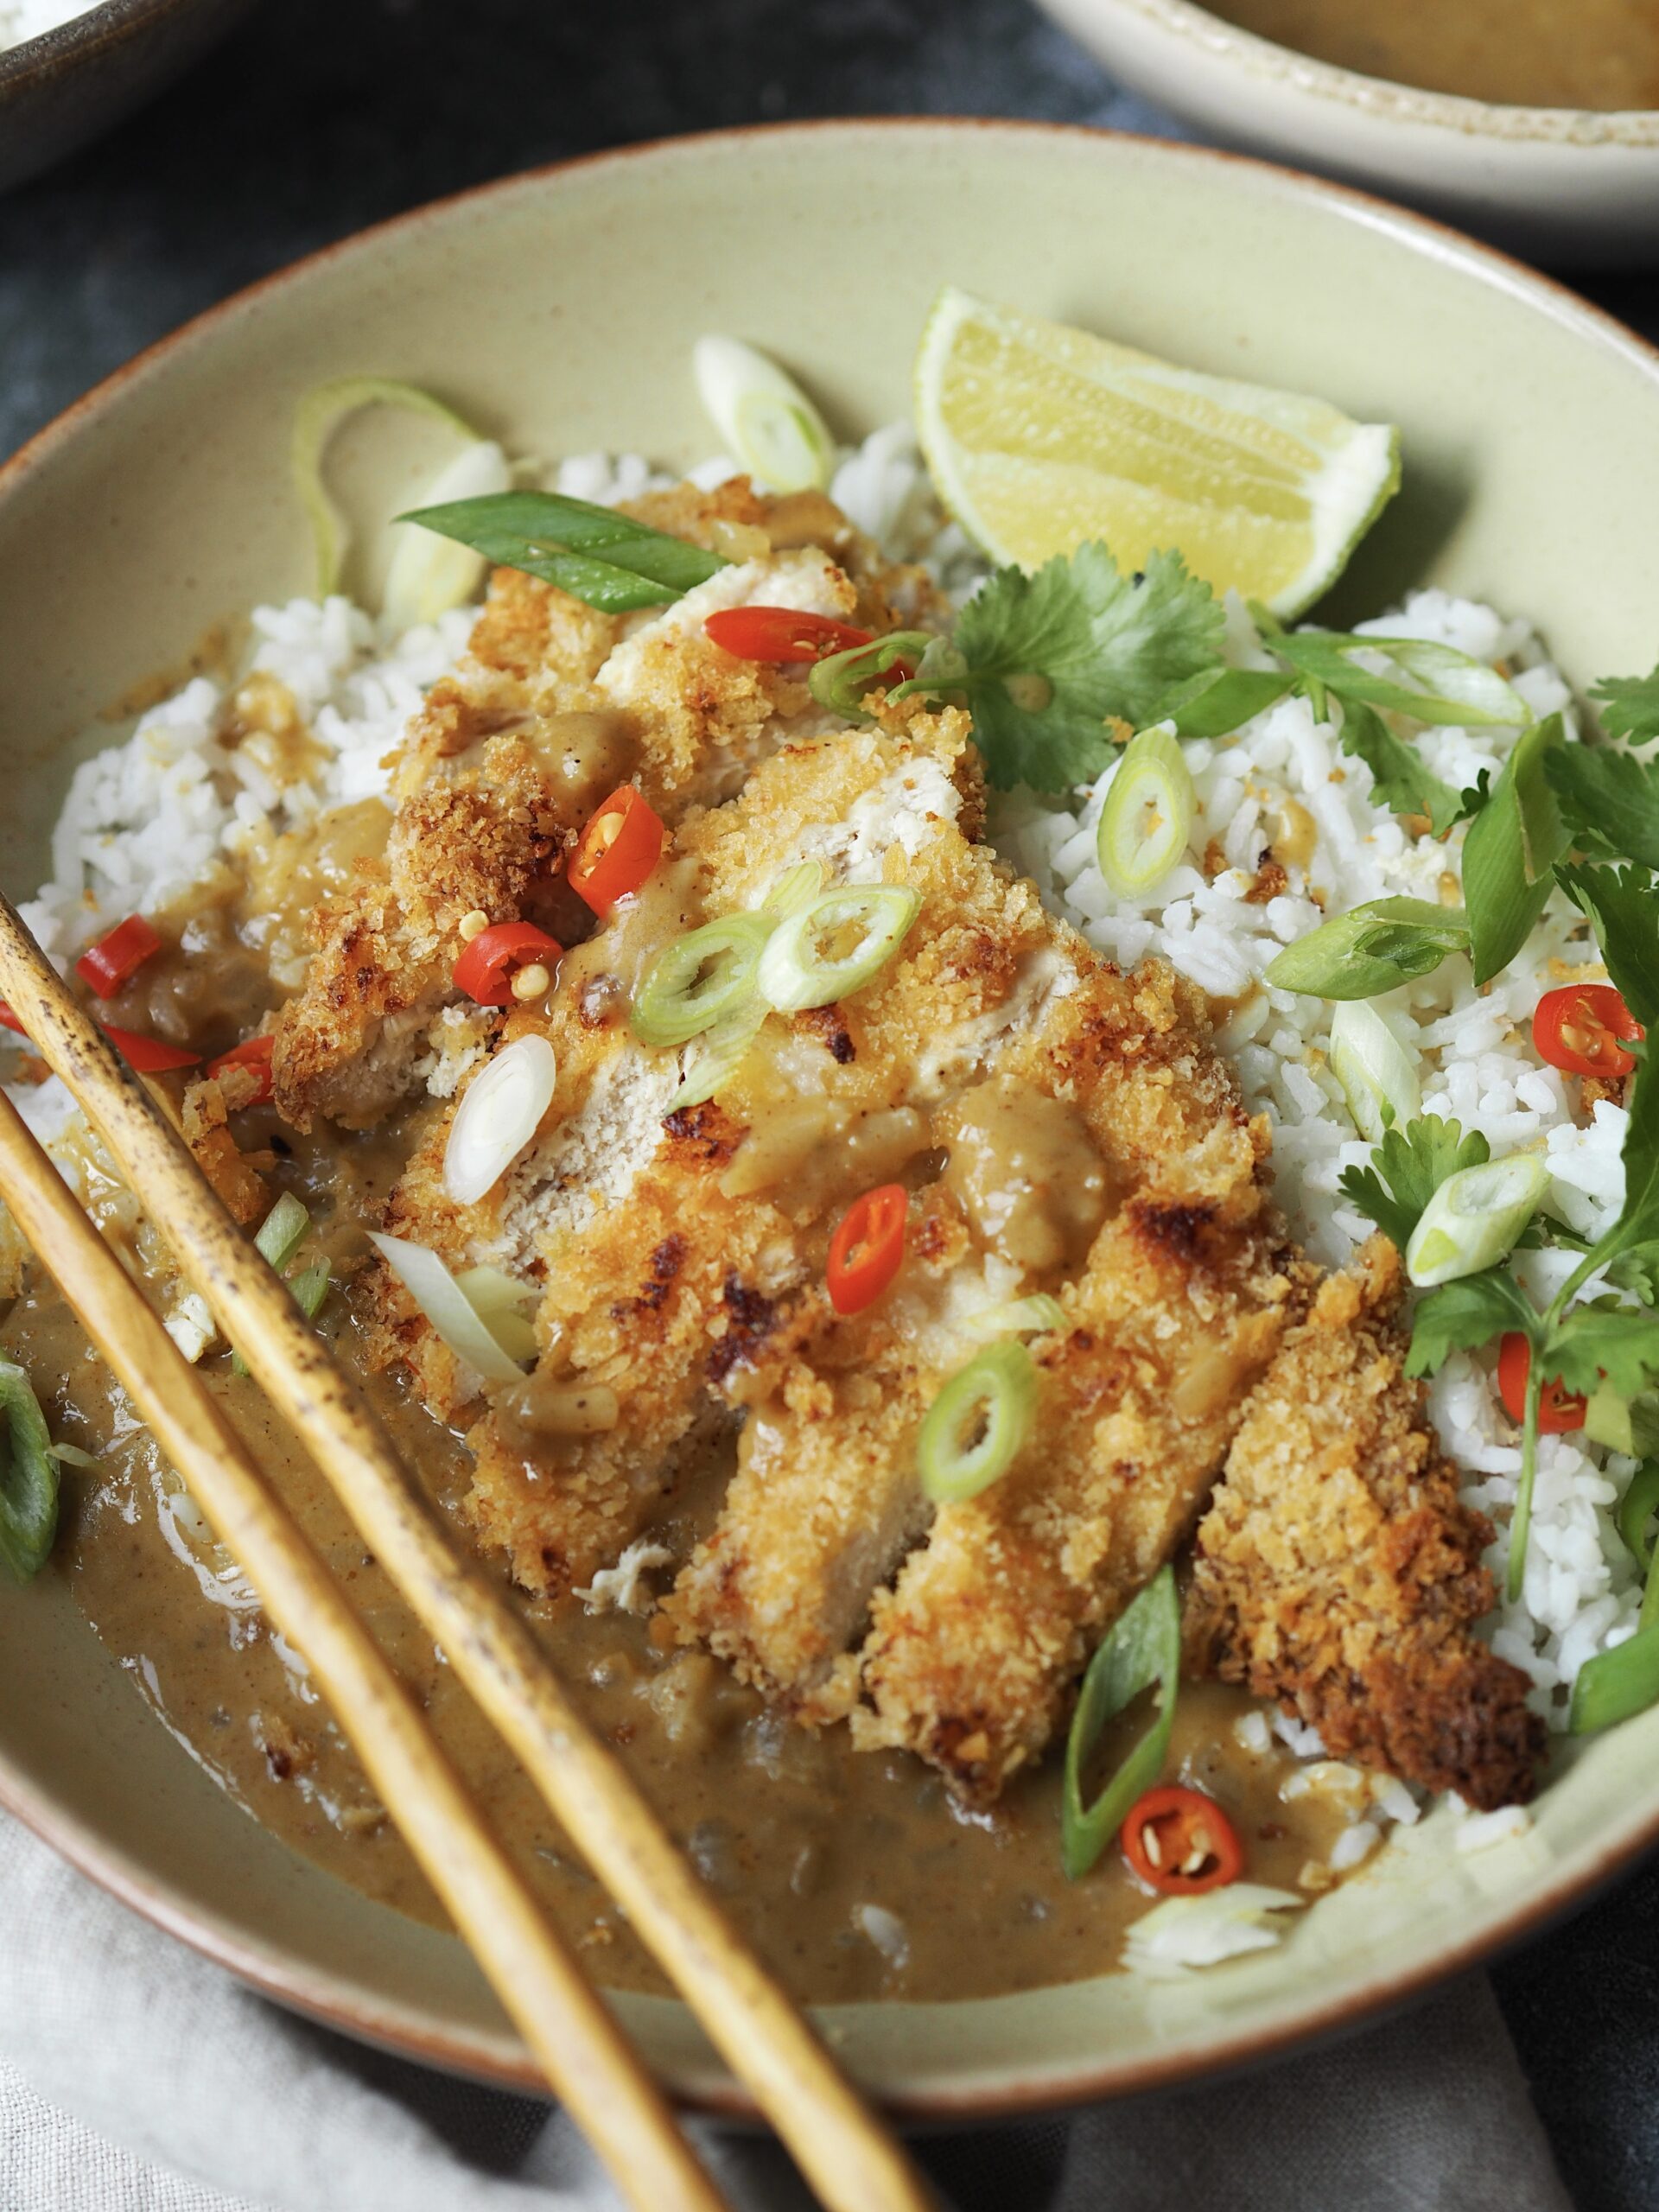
[914,287,1400,618]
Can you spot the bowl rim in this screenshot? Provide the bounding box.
[3,112,1659,2117]
[1052,0,1659,146]
[0,0,207,89]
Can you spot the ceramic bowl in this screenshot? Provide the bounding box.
[1037,0,1659,268]
[3,119,1659,2114]
[0,0,254,194]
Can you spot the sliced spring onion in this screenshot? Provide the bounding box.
[632,913,772,1050]
[47,1442,96,1468]
[671,1002,769,1111]
[1095,724,1194,899]
[291,376,479,597]
[442,1033,557,1207]
[482,1309,539,1364]
[400,491,727,614]
[289,1260,332,1325]
[1570,1620,1659,1732]
[757,887,920,1014]
[691,335,834,494]
[454,1265,538,1315]
[1328,999,1421,1145]
[965,1294,1066,1341]
[1405,1153,1548,1288]
[1618,1459,1659,1577]
[0,1360,58,1583]
[367,1231,526,1386]
[1061,1565,1180,1881]
[808,631,932,722]
[382,437,512,628]
[1586,1385,1659,1459]
[762,859,827,919]
[254,1192,310,1274]
[1272,631,1531,728]
[918,1341,1038,1504]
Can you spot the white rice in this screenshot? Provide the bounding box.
[11,421,1640,1809]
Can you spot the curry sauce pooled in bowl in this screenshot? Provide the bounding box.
[5,297,1658,1999]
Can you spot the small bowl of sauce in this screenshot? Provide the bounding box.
[1037,0,1659,264]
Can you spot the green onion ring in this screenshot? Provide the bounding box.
[253,1192,310,1274]
[1405,1153,1548,1289]
[0,1358,59,1583]
[631,913,772,1049]
[918,1340,1037,1504]
[1095,724,1194,900]
[757,885,920,1014]
[1061,1565,1181,1880]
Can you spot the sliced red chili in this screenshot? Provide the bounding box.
[703,606,873,664]
[207,1033,276,1106]
[452,922,563,1007]
[826,1183,907,1316]
[1533,983,1643,1080]
[1497,1332,1587,1433]
[75,915,163,999]
[1122,1785,1244,1896]
[0,1005,24,1036]
[569,785,665,917]
[101,1022,200,1074]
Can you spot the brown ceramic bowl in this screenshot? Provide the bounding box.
[0,0,255,194]
[3,121,1659,2113]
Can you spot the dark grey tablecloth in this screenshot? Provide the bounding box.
[0,3,1654,2205]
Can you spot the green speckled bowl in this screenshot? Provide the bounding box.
[1,121,1657,2114]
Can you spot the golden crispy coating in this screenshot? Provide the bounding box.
[361,708,986,1594]
[668,902,1294,1741]
[271,479,943,1133]
[1184,1237,1546,1810]
[851,1121,1300,1804]
[179,1074,269,1225]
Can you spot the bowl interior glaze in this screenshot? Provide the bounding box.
[3,121,1658,2112]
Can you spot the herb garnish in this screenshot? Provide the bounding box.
[0,1359,60,1583]
[1459,712,1570,984]
[1547,743,1659,870]
[1338,1115,1491,1251]
[894,543,1226,791]
[1556,862,1659,1029]
[1263,899,1470,1000]
[401,491,728,613]
[1590,659,1659,746]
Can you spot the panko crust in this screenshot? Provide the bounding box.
[270,479,944,1133]
[1184,1236,1547,1810]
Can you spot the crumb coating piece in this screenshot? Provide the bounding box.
[1184,1236,1547,1811]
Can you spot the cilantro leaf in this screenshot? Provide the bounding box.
[1338,1114,1491,1250]
[1546,744,1659,868]
[943,543,1226,791]
[1406,1268,1540,1380]
[1460,712,1571,985]
[1579,1054,1659,1282]
[1555,861,1659,1030]
[1338,699,1471,836]
[1543,1305,1659,1401]
[1606,1242,1659,1305]
[1592,663,1659,747]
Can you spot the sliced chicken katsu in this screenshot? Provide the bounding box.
[363,701,1005,1594]
[667,951,1303,1770]
[271,479,943,1131]
[1184,1237,1546,1810]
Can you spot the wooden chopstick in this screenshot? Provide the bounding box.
[0,1088,729,2212]
[0,901,935,2212]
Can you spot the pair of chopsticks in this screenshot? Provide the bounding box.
[0,899,933,2212]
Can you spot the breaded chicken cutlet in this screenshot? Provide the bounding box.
[359,696,1315,1803]
[270,480,944,1131]
[300,475,1545,1818]
[1184,1237,1546,1811]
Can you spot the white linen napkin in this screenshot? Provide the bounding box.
[0,1811,1573,2212]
